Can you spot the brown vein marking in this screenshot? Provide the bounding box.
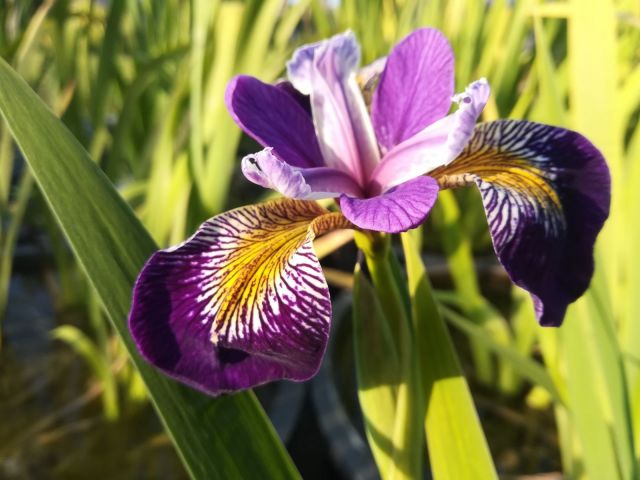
[207,200,353,341]
[431,149,562,209]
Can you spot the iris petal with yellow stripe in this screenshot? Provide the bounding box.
[129,199,351,396]
[433,120,610,326]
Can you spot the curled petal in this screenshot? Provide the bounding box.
[242,148,364,199]
[287,31,380,184]
[447,79,491,160]
[340,176,439,233]
[369,78,490,194]
[372,28,455,152]
[129,200,352,395]
[433,120,610,326]
[225,75,323,168]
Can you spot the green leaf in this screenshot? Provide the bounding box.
[352,263,401,477]
[51,324,119,420]
[431,190,514,389]
[0,56,300,480]
[435,297,563,405]
[401,232,497,480]
[560,272,636,480]
[531,15,566,125]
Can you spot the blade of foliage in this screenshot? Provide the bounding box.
[560,256,636,479]
[401,232,497,480]
[51,325,119,420]
[435,297,562,404]
[431,190,514,390]
[531,15,566,125]
[626,136,640,455]
[352,263,402,477]
[0,56,300,480]
[90,0,125,128]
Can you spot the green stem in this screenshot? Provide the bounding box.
[354,231,424,480]
[354,232,410,351]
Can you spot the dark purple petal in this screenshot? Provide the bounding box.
[129,200,347,395]
[275,80,312,115]
[242,147,363,199]
[436,120,610,326]
[372,28,455,153]
[225,75,323,168]
[339,176,439,233]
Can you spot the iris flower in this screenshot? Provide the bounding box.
[129,29,609,396]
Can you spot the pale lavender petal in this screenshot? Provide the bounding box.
[286,41,322,96]
[242,148,363,199]
[372,28,455,152]
[225,75,323,168]
[242,148,311,198]
[287,31,380,184]
[340,176,439,233]
[369,78,490,194]
[129,200,342,396]
[448,79,491,159]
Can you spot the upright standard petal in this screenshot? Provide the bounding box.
[129,199,352,395]
[287,32,380,184]
[433,120,610,326]
[242,148,364,199]
[372,28,454,153]
[225,75,323,168]
[340,176,439,234]
[369,79,490,194]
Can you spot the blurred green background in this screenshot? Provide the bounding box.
[1,0,639,478]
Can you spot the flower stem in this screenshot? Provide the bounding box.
[353,231,424,480]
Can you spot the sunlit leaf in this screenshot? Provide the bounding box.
[0,56,300,480]
[402,232,497,480]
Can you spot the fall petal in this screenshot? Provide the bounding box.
[129,200,351,395]
[434,120,610,326]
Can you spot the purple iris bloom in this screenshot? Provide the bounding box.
[128,29,610,396]
[228,30,487,233]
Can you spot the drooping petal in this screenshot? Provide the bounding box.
[287,31,380,184]
[372,28,455,153]
[225,75,323,168]
[242,148,364,199]
[433,120,610,326]
[369,79,490,194]
[129,200,352,395]
[339,176,439,233]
